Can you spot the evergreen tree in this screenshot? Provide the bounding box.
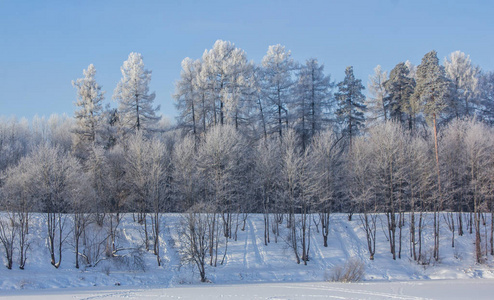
[384,62,416,130]
[335,66,366,148]
[412,50,451,261]
[479,71,494,124]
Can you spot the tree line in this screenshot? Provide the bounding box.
[1,41,494,281]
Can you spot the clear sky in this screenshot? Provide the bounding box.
[1,0,493,121]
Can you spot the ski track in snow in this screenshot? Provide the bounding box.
[309,226,329,270]
[331,216,351,264]
[249,218,266,267]
[270,283,432,300]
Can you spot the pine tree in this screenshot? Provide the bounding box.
[384,62,416,130]
[413,50,451,261]
[335,66,366,148]
[479,71,494,124]
[113,52,160,135]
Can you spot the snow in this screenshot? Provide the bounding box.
[3,279,494,299]
[1,213,494,298]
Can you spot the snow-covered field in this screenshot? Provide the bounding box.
[3,279,494,299]
[1,213,494,298]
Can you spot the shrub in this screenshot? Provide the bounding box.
[326,259,365,282]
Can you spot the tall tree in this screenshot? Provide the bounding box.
[311,130,344,247]
[261,44,296,138]
[335,66,366,148]
[113,52,160,135]
[124,131,169,258]
[384,62,416,130]
[479,71,494,124]
[413,50,451,261]
[292,58,333,150]
[201,40,255,129]
[174,58,200,138]
[196,125,247,266]
[366,65,388,126]
[444,51,480,119]
[254,137,282,245]
[72,64,105,157]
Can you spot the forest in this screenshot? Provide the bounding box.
[1,40,494,282]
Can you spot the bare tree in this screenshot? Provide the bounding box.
[196,125,246,266]
[349,136,377,260]
[179,202,213,282]
[16,144,85,268]
[254,137,282,245]
[311,130,344,247]
[368,122,407,260]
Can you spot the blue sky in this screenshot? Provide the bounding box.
[1,0,493,121]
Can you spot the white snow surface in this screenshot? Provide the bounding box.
[1,213,494,298]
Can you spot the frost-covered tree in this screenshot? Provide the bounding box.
[444,51,480,119]
[18,144,87,268]
[38,114,75,152]
[124,131,170,260]
[479,71,494,124]
[463,122,493,263]
[196,125,247,266]
[440,120,494,263]
[405,133,435,262]
[172,134,199,211]
[349,135,376,259]
[0,117,30,172]
[335,66,366,148]
[366,65,388,126]
[384,62,416,130]
[201,40,255,128]
[254,137,282,245]
[261,44,296,138]
[114,52,160,135]
[413,50,451,261]
[310,129,345,247]
[292,58,333,150]
[175,41,256,136]
[368,122,407,260]
[281,129,305,264]
[179,202,213,282]
[174,58,201,138]
[405,60,417,80]
[72,64,105,157]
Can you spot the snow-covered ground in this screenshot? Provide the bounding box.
[1,213,494,298]
[3,279,494,299]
